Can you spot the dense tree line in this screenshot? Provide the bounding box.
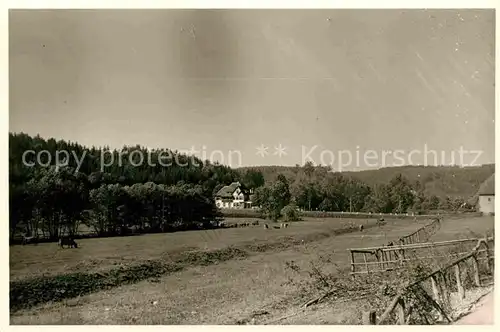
[239,163,495,199]
[252,162,475,222]
[10,133,478,241]
[10,133,245,240]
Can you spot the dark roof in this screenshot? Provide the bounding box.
[477,174,495,196]
[215,182,241,198]
[467,195,478,206]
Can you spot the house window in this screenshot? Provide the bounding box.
[488,198,491,202]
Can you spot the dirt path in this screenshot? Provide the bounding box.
[454,291,494,325]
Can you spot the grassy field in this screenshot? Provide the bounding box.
[9,215,494,324]
[10,217,374,280]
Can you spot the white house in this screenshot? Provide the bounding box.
[477,174,494,215]
[215,182,253,209]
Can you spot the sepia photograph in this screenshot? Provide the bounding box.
[8,6,495,325]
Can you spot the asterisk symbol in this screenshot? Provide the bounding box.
[256,144,269,157]
[274,143,287,157]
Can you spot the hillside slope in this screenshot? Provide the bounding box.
[238,164,495,199]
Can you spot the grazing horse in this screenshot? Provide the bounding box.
[359,224,364,232]
[280,223,289,229]
[22,235,38,245]
[263,224,269,229]
[252,220,259,226]
[59,237,78,248]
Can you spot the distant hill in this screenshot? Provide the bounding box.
[238,164,495,199]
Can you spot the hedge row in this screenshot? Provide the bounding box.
[10,246,248,312]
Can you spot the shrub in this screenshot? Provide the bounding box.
[281,203,301,222]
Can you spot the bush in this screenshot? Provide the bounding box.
[281,203,301,222]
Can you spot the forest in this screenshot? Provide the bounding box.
[9,132,493,241]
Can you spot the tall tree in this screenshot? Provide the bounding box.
[389,174,415,213]
[254,174,291,221]
[241,169,265,190]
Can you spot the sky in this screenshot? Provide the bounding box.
[9,9,495,170]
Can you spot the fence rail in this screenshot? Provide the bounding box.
[349,237,494,275]
[348,218,445,275]
[363,236,495,325]
[398,217,441,245]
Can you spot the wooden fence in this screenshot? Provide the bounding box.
[348,218,444,275]
[349,237,494,275]
[398,217,441,245]
[299,211,429,220]
[363,236,495,325]
[221,209,482,220]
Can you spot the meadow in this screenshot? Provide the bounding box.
[10,215,494,324]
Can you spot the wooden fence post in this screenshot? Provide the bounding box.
[455,264,465,299]
[377,249,385,271]
[396,298,406,325]
[471,256,481,287]
[350,251,355,275]
[382,250,390,270]
[430,275,443,321]
[482,239,492,274]
[362,310,377,325]
[439,272,451,309]
[431,275,440,301]
[422,226,429,241]
[489,252,494,275]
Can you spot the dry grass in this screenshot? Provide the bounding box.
[11,217,394,280]
[9,215,494,325]
[10,217,327,280]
